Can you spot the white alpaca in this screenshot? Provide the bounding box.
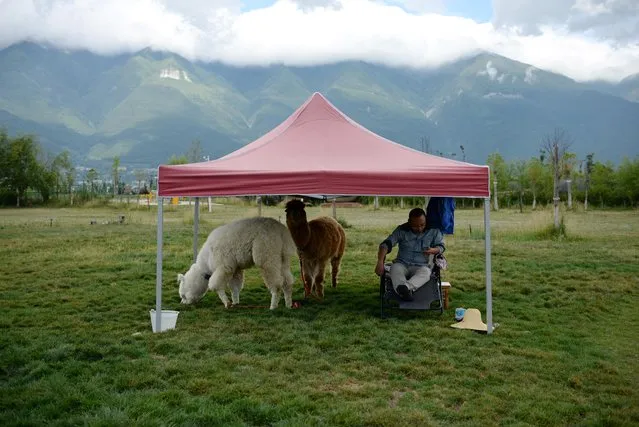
[178,217,296,309]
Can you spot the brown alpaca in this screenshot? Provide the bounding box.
[285,200,346,299]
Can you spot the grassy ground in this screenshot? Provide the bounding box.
[1,203,638,426]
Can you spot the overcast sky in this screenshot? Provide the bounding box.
[0,0,637,82]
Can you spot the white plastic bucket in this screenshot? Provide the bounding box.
[149,309,179,332]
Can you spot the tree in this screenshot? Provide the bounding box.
[590,161,616,208]
[0,130,76,206]
[562,151,578,209]
[186,139,203,163]
[85,169,98,195]
[617,156,639,207]
[487,152,508,210]
[420,136,431,154]
[51,151,74,197]
[527,157,544,209]
[509,160,528,213]
[0,128,9,186]
[133,169,147,193]
[1,134,40,207]
[112,156,120,197]
[168,154,188,165]
[541,128,573,230]
[32,152,57,203]
[583,153,594,211]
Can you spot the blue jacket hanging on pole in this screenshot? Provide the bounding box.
[426,197,455,234]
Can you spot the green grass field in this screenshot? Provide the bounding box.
[1,203,638,426]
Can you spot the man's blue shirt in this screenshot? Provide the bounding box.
[380,224,445,266]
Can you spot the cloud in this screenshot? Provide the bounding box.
[492,0,639,42]
[385,0,445,14]
[290,0,342,11]
[162,0,243,26]
[0,0,202,56]
[199,0,487,69]
[488,25,639,82]
[0,0,637,82]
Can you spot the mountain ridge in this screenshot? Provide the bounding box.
[0,42,637,169]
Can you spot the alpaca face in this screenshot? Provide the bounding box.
[178,264,209,304]
[284,200,307,222]
[286,209,306,224]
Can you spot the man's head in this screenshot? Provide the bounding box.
[408,207,426,233]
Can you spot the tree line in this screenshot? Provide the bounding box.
[0,130,133,206]
[486,128,639,211]
[0,130,74,206]
[1,128,638,209]
[363,129,639,213]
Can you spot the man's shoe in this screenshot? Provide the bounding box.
[396,284,414,302]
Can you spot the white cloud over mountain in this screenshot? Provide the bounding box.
[493,0,639,41]
[0,0,637,82]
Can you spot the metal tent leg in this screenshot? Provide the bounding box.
[193,197,199,263]
[484,198,493,334]
[155,197,164,333]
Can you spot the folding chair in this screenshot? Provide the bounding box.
[379,256,444,319]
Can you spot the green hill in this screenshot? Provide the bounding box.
[1,42,637,169]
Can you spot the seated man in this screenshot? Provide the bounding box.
[374,207,445,301]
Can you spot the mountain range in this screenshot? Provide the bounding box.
[1,42,638,169]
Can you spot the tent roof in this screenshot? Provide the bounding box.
[158,92,490,197]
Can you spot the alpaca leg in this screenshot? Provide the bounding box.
[229,270,244,305]
[208,268,233,308]
[331,255,342,288]
[302,261,315,298]
[269,288,281,311]
[332,228,346,288]
[261,266,283,309]
[315,263,327,299]
[299,257,311,297]
[282,266,294,308]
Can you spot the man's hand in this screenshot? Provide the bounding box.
[375,261,385,276]
[424,247,439,255]
[376,245,389,276]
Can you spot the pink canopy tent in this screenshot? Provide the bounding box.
[158,93,489,197]
[154,93,494,333]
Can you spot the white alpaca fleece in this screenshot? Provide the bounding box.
[178,217,297,309]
